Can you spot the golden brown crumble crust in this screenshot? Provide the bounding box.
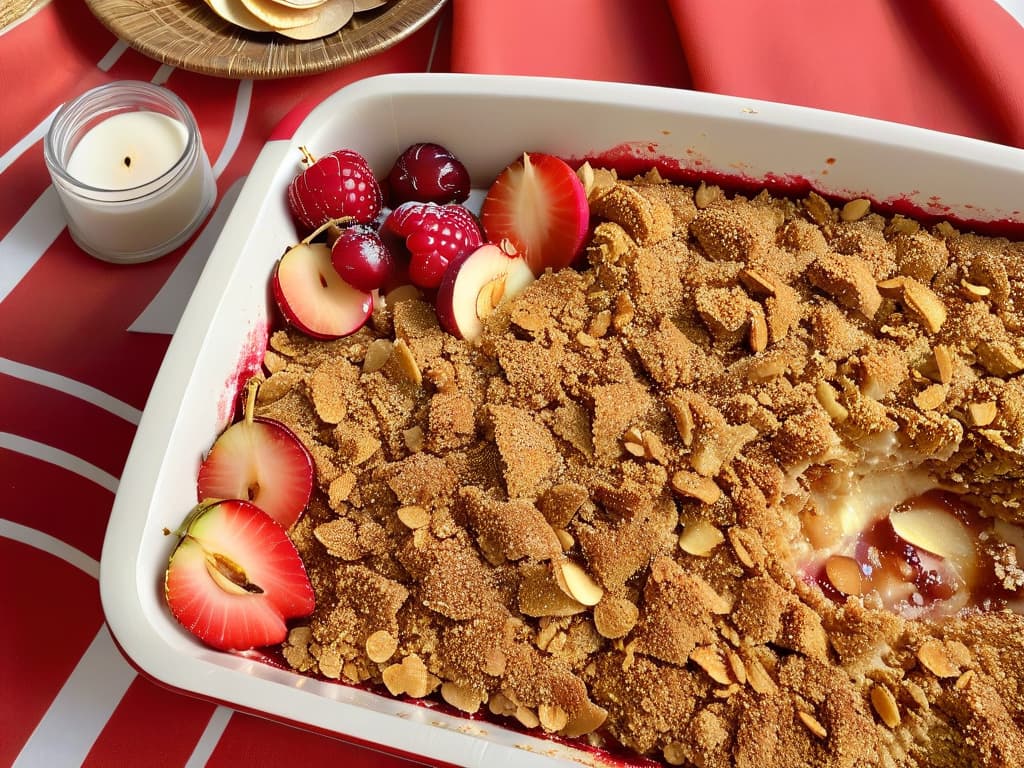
[263,168,1024,767]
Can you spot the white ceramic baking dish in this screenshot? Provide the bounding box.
[100,73,1024,767]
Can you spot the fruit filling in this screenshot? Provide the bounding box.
[799,470,1024,617]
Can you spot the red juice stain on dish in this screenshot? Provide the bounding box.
[570,142,1024,239]
[220,320,270,425]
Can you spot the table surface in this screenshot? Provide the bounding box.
[3,1,1024,766]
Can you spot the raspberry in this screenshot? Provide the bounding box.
[287,148,382,232]
[384,202,483,289]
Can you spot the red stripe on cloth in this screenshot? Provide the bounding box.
[1,450,114,560]
[0,231,173,408]
[0,373,136,478]
[81,676,219,768]
[205,711,425,768]
[667,0,1024,148]
[0,538,104,766]
[450,0,691,88]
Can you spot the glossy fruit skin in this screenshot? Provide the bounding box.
[164,499,315,651]
[384,202,484,289]
[271,242,374,340]
[480,152,590,276]
[196,416,314,530]
[287,149,382,231]
[387,142,471,206]
[330,225,396,292]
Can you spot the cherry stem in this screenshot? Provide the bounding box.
[243,377,259,426]
[298,145,317,167]
[301,216,354,245]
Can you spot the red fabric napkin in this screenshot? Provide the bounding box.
[452,0,1024,148]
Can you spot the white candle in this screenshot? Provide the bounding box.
[67,111,189,191]
[44,82,216,264]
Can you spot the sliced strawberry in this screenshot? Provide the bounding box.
[480,152,590,276]
[197,416,313,530]
[164,500,315,651]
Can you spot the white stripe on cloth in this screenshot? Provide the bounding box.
[0,432,118,493]
[11,625,136,768]
[0,356,142,423]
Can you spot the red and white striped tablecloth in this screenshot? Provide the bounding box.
[2,1,1023,765]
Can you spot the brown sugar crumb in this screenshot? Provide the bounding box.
[264,173,1024,765]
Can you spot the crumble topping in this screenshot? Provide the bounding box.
[261,167,1024,766]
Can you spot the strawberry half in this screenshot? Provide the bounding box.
[197,380,314,530]
[164,500,315,651]
[480,152,590,276]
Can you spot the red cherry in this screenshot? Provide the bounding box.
[330,225,396,292]
[387,142,471,206]
[286,147,382,232]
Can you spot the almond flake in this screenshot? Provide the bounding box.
[917,640,959,678]
[968,401,998,427]
[824,555,863,596]
[960,279,991,301]
[727,650,747,685]
[555,560,604,606]
[514,705,540,729]
[363,338,394,373]
[739,267,778,297]
[749,307,769,353]
[397,504,431,529]
[913,383,946,411]
[538,703,569,732]
[903,281,947,333]
[746,657,776,694]
[975,340,1024,376]
[798,710,828,739]
[870,684,900,729]
[690,646,732,685]
[670,471,722,505]
[393,339,422,386]
[678,519,725,556]
[840,198,871,222]
[365,630,398,663]
[441,681,485,714]
[933,344,954,385]
[954,669,976,690]
[815,381,849,423]
[642,430,668,463]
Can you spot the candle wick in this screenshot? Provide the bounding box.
[124,156,131,168]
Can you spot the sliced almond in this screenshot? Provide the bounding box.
[397,504,431,529]
[913,383,946,411]
[739,267,778,297]
[968,401,998,427]
[954,669,976,690]
[538,703,569,732]
[440,681,485,714]
[402,425,424,453]
[670,471,722,505]
[576,161,596,197]
[727,650,747,685]
[746,657,776,694]
[960,279,991,301]
[889,505,975,567]
[514,705,540,729]
[392,339,422,386]
[903,281,947,333]
[362,338,393,372]
[840,198,871,222]
[917,640,959,678]
[365,629,398,663]
[555,560,604,606]
[797,710,828,739]
[690,646,732,685]
[749,307,769,353]
[870,684,900,728]
[815,381,849,423]
[678,519,725,557]
[824,555,863,596]
[933,344,954,385]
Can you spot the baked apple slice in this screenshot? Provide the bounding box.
[197,379,313,530]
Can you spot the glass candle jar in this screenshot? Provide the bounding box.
[43,80,216,264]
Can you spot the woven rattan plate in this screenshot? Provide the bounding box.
[84,0,447,79]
